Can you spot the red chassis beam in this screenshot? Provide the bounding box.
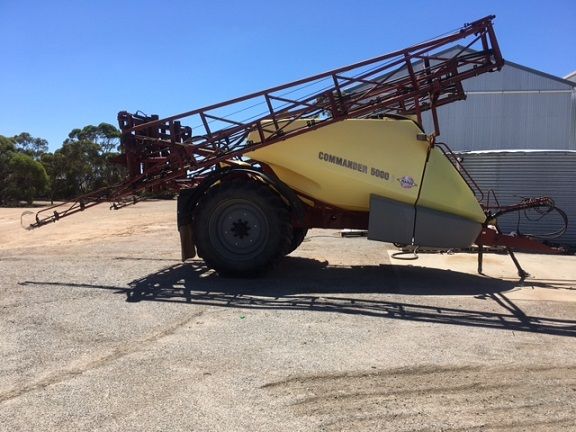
[476,227,564,254]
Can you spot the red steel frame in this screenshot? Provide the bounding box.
[30,16,504,228]
[117,16,502,180]
[30,15,504,228]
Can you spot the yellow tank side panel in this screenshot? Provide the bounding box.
[417,148,486,223]
[246,119,429,211]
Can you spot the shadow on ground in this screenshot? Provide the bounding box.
[21,256,576,337]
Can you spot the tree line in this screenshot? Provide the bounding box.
[0,123,125,206]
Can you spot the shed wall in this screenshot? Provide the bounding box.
[421,59,576,151]
[424,91,576,150]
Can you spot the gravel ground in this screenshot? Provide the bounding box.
[1,200,575,431]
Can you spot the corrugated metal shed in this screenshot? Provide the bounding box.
[458,150,576,247]
[429,91,575,150]
[421,47,576,151]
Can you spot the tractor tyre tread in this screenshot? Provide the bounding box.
[193,180,292,277]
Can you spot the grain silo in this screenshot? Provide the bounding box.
[458,150,576,248]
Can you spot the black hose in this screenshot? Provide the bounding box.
[494,201,568,240]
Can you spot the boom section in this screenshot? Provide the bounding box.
[118,15,502,182]
[28,16,503,229]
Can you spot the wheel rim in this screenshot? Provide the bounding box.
[209,198,270,261]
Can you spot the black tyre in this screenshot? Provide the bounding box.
[287,227,308,254]
[193,181,292,276]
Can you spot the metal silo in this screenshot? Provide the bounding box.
[458,150,576,248]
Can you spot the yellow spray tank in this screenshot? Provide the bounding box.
[247,118,486,249]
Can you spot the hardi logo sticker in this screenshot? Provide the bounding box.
[398,176,417,189]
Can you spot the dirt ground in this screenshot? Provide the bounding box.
[1,200,575,431]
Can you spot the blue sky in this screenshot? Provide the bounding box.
[1,0,575,151]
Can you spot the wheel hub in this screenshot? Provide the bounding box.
[211,200,269,259]
[231,218,250,239]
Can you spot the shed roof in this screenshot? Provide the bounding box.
[565,70,576,82]
[433,45,576,88]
